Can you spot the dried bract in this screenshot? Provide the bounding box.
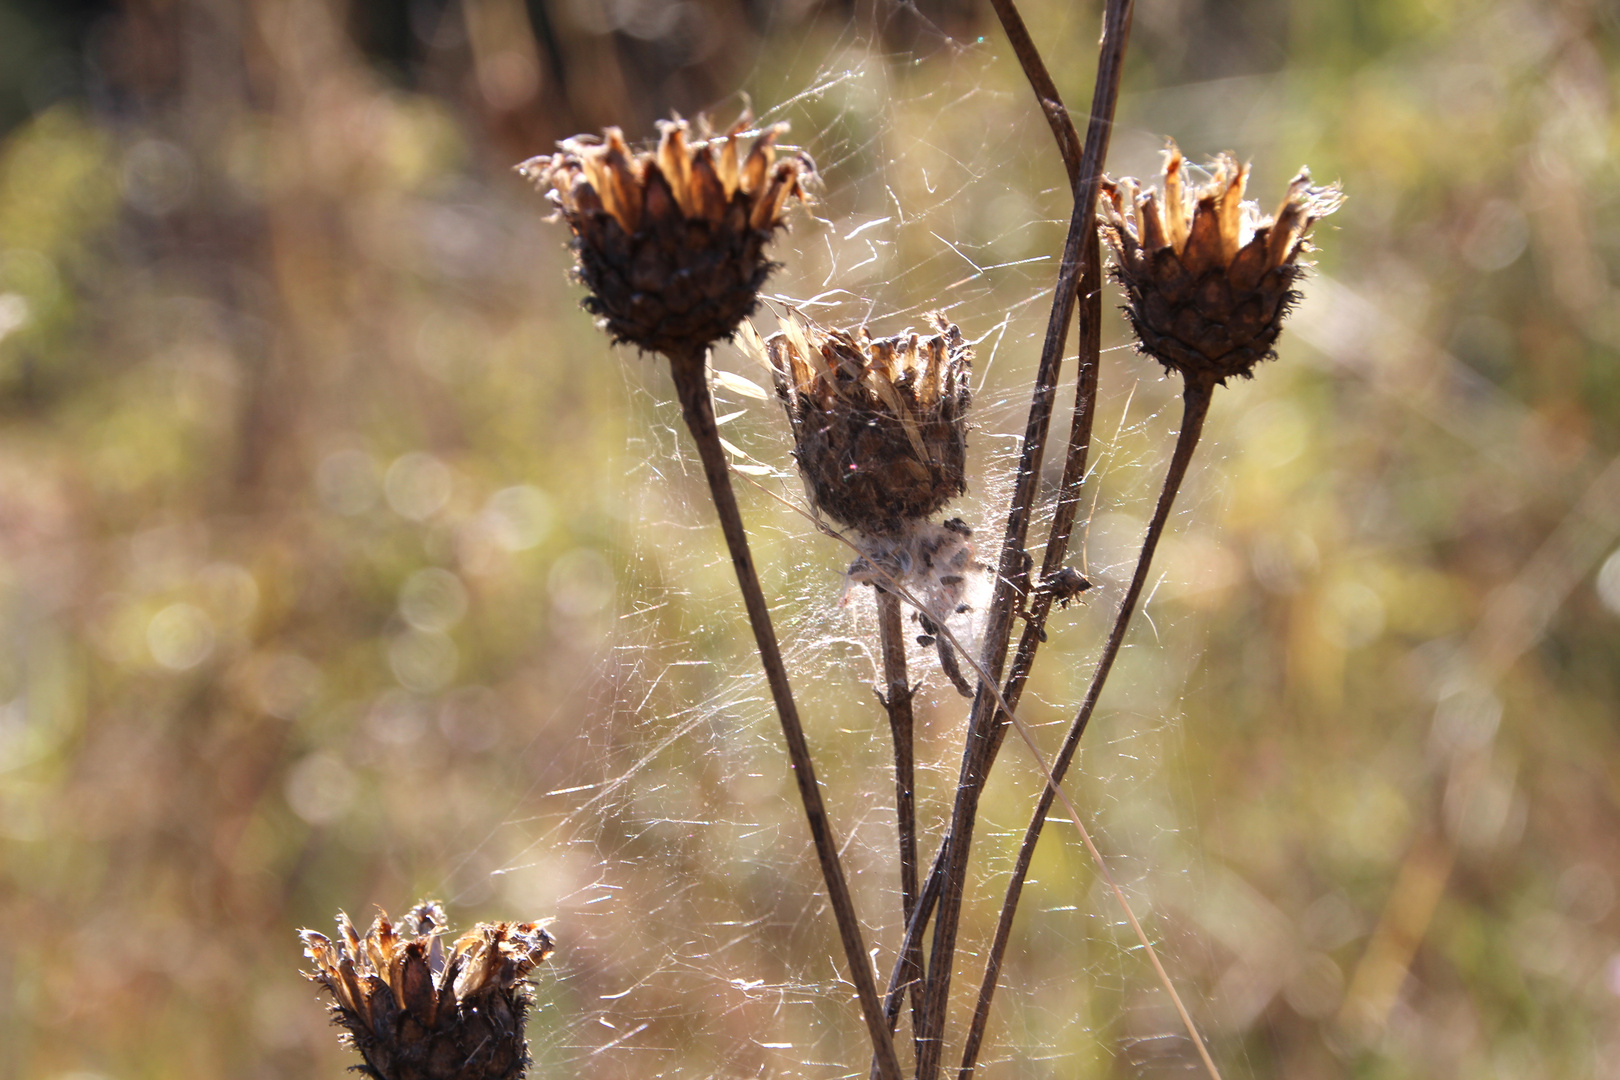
[1100,142,1343,386]
[301,901,555,1080]
[755,311,972,537]
[519,117,812,362]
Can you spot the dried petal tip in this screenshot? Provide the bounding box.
[301,900,556,1080]
[756,311,972,537]
[519,116,815,361]
[1099,141,1343,386]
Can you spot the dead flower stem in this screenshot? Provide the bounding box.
[962,381,1219,1080]
[668,352,902,1080]
[875,587,926,1049]
[916,2,1133,1075]
[955,228,1101,1078]
[730,469,1212,1080]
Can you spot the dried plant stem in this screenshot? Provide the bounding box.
[729,473,1206,1080]
[881,848,942,1039]
[915,3,1132,1075]
[875,587,926,1044]
[839,477,1217,1080]
[959,380,1216,1080]
[668,353,901,1080]
[976,230,1104,797]
[988,0,1083,187]
[954,230,1101,1077]
[975,645,1223,1080]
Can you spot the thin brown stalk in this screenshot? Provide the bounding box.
[821,474,1218,1080]
[968,0,1105,779]
[881,846,942,1038]
[915,3,1133,1075]
[949,229,1102,1078]
[958,379,1216,1080]
[869,849,945,1080]
[874,587,925,1047]
[667,353,902,1080]
[988,0,1083,187]
[728,472,1209,1080]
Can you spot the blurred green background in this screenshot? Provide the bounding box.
[1,1,1618,1078]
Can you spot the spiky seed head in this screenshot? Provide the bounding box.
[745,311,972,537]
[519,116,813,363]
[300,901,555,1080]
[1099,142,1343,387]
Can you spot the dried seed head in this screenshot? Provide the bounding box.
[749,311,972,537]
[300,901,555,1080]
[1099,142,1343,386]
[519,116,813,362]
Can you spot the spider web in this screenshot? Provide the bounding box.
[448,20,1254,1080]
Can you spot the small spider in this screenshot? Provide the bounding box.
[1046,567,1092,609]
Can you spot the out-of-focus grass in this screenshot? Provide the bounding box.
[1,1,1618,1079]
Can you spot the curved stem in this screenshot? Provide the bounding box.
[957,380,1214,1080]
[988,0,1083,188]
[669,353,901,1080]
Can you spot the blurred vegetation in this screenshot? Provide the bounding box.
[0,1,1618,1079]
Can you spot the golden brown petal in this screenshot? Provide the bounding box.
[656,120,695,217]
[690,150,729,222]
[740,126,780,195]
[599,128,643,233]
[715,132,741,197]
[1181,193,1227,276]
[1139,190,1167,253]
[1163,148,1189,253]
[1117,176,1143,245]
[1215,158,1248,263]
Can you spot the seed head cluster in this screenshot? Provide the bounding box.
[753,312,972,538]
[520,117,812,362]
[301,902,555,1080]
[1100,143,1343,386]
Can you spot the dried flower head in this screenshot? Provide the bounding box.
[1099,142,1343,386]
[752,311,972,537]
[301,901,555,1080]
[519,117,813,362]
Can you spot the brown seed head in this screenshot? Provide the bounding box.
[745,311,972,536]
[519,116,813,361]
[1099,142,1343,386]
[300,901,555,1080]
